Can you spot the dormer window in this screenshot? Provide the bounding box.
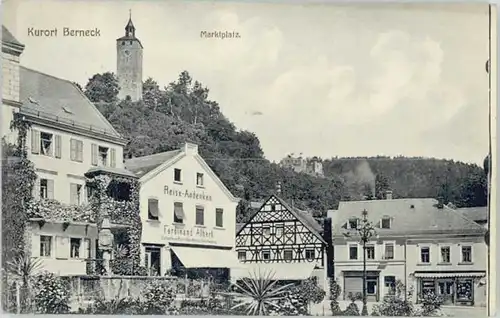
[381,217,391,229]
[348,218,359,229]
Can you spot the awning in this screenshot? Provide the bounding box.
[170,246,241,269]
[231,262,316,280]
[414,272,486,278]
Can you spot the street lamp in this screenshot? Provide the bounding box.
[343,209,377,316]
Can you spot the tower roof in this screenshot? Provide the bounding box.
[116,11,142,47]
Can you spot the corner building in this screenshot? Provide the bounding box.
[125,143,241,280]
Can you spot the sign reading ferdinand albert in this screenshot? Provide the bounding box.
[163,186,212,201]
[162,225,215,243]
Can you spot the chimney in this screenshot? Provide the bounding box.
[386,190,393,200]
[183,143,199,155]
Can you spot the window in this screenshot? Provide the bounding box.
[270,204,276,211]
[70,139,83,162]
[98,146,109,166]
[195,206,204,225]
[174,202,184,223]
[215,208,224,227]
[145,246,161,276]
[461,246,472,263]
[40,132,53,156]
[420,247,430,263]
[261,250,271,260]
[39,179,54,200]
[174,168,182,182]
[367,278,378,295]
[384,276,396,295]
[381,217,391,229]
[70,183,83,205]
[70,238,81,258]
[305,249,315,260]
[349,244,358,260]
[238,251,247,261]
[348,218,358,229]
[262,225,271,237]
[196,173,204,186]
[440,246,451,263]
[284,249,293,260]
[275,223,284,236]
[366,244,375,260]
[384,243,394,260]
[40,236,52,257]
[148,198,159,221]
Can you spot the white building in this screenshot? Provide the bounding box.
[328,193,487,307]
[2,26,131,276]
[124,143,241,279]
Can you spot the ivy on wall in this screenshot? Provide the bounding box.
[2,116,37,265]
[87,174,143,275]
[6,115,144,276]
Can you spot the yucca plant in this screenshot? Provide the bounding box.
[6,252,44,313]
[230,268,294,315]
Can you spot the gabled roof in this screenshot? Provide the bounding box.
[456,206,488,222]
[329,198,486,236]
[19,67,123,141]
[125,150,182,178]
[238,194,326,244]
[124,143,239,203]
[2,26,23,46]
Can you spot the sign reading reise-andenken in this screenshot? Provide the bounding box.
[163,186,212,201]
[162,225,215,243]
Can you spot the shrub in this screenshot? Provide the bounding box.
[370,281,415,316]
[342,292,362,316]
[329,278,342,315]
[419,290,444,316]
[138,280,177,314]
[31,272,71,314]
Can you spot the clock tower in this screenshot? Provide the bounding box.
[116,12,143,102]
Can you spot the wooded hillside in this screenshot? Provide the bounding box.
[81,71,488,221]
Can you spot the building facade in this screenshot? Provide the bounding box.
[234,195,328,290]
[2,26,136,276]
[124,143,241,278]
[116,14,143,102]
[328,194,487,307]
[280,155,324,177]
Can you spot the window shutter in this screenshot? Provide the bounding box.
[70,139,77,161]
[55,236,70,259]
[110,149,116,168]
[31,129,40,154]
[46,179,54,200]
[70,183,78,205]
[31,234,40,257]
[77,141,83,162]
[83,239,91,259]
[32,179,40,199]
[54,135,62,158]
[91,144,98,166]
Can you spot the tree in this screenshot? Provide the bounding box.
[84,72,120,103]
[375,174,390,199]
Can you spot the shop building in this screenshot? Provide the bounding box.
[124,143,241,279]
[328,193,487,307]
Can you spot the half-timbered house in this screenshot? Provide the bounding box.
[233,194,327,289]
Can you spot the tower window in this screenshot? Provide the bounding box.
[122,41,125,45]
[129,41,132,44]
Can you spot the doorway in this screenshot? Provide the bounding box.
[437,280,455,305]
[145,246,161,276]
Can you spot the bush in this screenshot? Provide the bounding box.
[371,280,415,317]
[419,290,444,316]
[31,272,71,314]
[329,278,342,315]
[138,280,177,314]
[342,292,362,316]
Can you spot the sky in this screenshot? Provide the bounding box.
[3,0,491,165]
